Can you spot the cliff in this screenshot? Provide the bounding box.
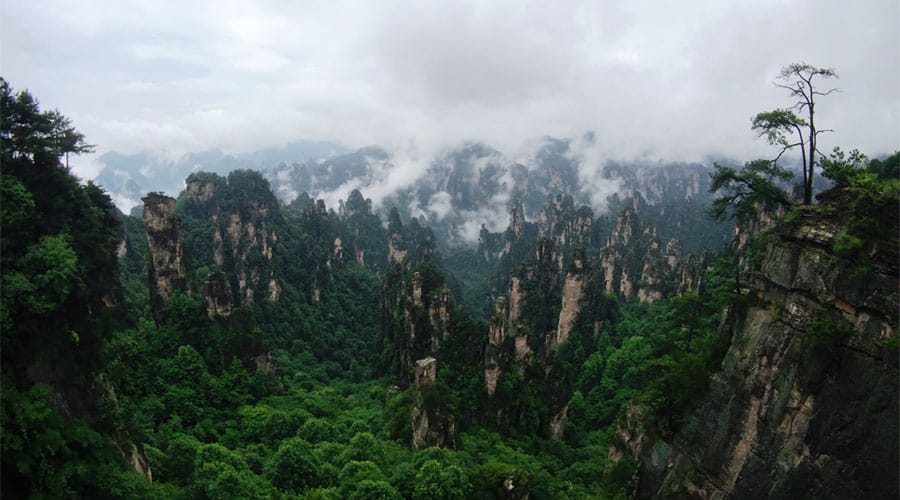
[142,193,188,320]
[411,357,456,449]
[601,193,704,303]
[614,189,899,499]
[380,212,452,383]
[484,196,598,436]
[182,171,282,307]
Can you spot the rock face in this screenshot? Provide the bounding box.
[411,357,455,449]
[142,193,188,320]
[223,201,279,306]
[537,194,592,271]
[388,233,407,265]
[484,297,509,397]
[601,196,645,299]
[183,171,281,307]
[203,271,233,319]
[614,197,899,499]
[554,254,586,348]
[484,197,597,436]
[600,193,702,303]
[386,266,452,379]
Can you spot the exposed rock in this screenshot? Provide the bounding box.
[485,297,508,397]
[388,232,407,265]
[142,193,188,321]
[411,272,424,306]
[537,194,592,271]
[601,194,698,303]
[554,255,586,347]
[549,403,569,439]
[677,254,707,295]
[185,177,219,204]
[412,357,456,449]
[415,356,437,387]
[253,352,276,375]
[428,287,451,347]
[203,271,233,319]
[333,236,343,260]
[183,172,281,307]
[616,195,899,499]
[125,442,153,482]
[601,199,644,298]
[508,276,524,325]
[268,278,281,302]
[223,205,278,305]
[664,238,681,271]
[509,198,526,239]
[637,238,665,304]
[116,239,127,258]
[514,335,530,363]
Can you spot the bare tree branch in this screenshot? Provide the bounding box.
[812,88,840,96]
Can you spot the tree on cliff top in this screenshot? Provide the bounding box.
[756,63,839,204]
[711,63,839,217]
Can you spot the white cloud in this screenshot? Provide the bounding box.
[427,191,453,221]
[0,0,896,184]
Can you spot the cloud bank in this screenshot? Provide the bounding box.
[2,0,897,182]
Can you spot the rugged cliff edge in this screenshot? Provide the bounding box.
[613,189,899,499]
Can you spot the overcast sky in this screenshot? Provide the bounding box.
[2,0,898,180]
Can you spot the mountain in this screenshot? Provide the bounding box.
[93,140,347,211]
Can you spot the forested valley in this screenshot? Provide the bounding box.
[2,70,897,500]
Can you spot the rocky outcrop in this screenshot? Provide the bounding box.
[388,268,452,378]
[183,172,281,307]
[601,194,705,303]
[537,194,592,271]
[411,357,455,449]
[601,196,645,298]
[381,215,453,382]
[124,442,153,481]
[224,202,279,305]
[483,198,598,437]
[142,193,188,321]
[253,352,276,375]
[485,297,509,397]
[428,287,451,344]
[388,233,407,265]
[615,195,899,499]
[203,271,233,319]
[554,254,586,348]
[603,162,710,204]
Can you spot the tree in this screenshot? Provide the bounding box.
[711,63,838,216]
[753,63,839,204]
[264,437,321,494]
[0,78,94,168]
[709,159,793,220]
[413,460,472,500]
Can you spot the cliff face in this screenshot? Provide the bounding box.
[385,267,452,381]
[381,212,452,384]
[411,357,456,449]
[183,172,281,308]
[601,194,703,303]
[142,193,188,320]
[484,197,596,436]
[203,270,233,319]
[616,196,899,499]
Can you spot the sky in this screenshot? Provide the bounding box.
[2,0,898,181]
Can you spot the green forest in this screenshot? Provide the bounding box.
[1,68,897,500]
